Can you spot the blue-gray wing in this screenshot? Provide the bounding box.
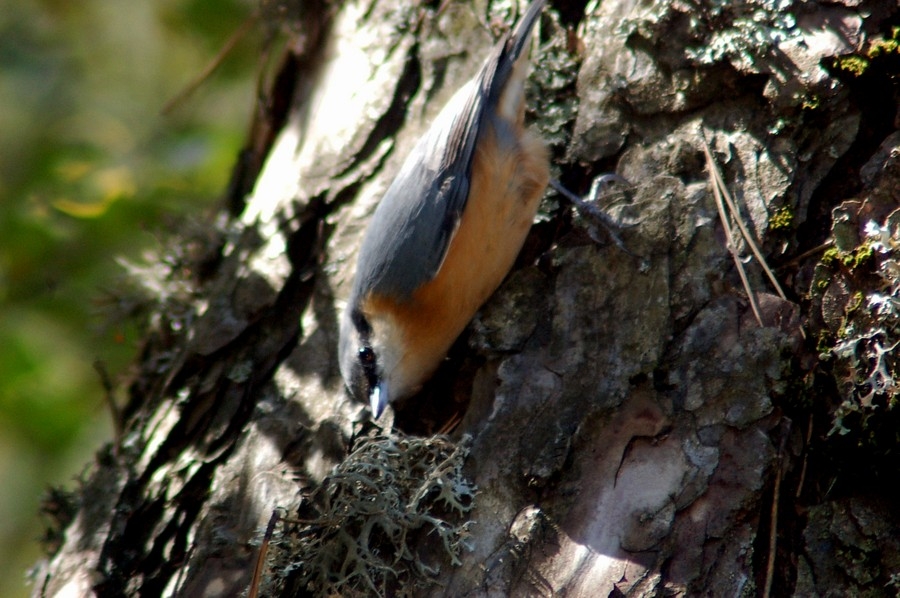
[352,0,546,302]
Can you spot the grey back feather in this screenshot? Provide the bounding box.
[351,0,546,304]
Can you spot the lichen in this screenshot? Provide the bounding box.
[677,0,800,69]
[261,432,477,597]
[819,212,900,435]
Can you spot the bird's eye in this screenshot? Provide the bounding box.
[358,346,375,366]
[357,345,379,394]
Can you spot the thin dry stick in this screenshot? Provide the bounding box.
[437,410,463,436]
[93,359,123,442]
[248,509,281,598]
[777,240,835,271]
[703,143,764,326]
[703,140,788,300]
[764,452,784,598]
[162,14,259,115]
[795,415,814,500]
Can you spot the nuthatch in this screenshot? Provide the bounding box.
[340,0,549,418]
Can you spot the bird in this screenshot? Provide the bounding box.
[339,0,549,418]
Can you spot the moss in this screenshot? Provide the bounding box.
[770,206,795,231]
[817,330,834,357]
[818,244,874,272]
[867,27,900,58]
[835,321,849,340]
[830,29,900,80]
[840,243,874,270]
[833,55,870,77]
[821,247,840,267]
[801,94,821,111]
[845,291,865,315]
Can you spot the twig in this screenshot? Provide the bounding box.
[162,14,259,115]
[764,424,790,598]
[437,411,463,436]
[703,143,764,326]
[248,509,281,598]
[795,415,813,500]
[93,360,123,442]
[777,240,835,271]
[763,456,782,598]
[702,138,787,300]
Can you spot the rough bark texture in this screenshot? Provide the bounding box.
[33,1,900,597]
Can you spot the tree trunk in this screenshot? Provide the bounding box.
[33,0,900,597]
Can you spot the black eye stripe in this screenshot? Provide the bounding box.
[351,307,372,339]
[358,345,379,394]
[350,308,379,393]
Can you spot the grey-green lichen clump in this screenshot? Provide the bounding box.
[680,0,799,68]
[261,433,477,597]
[812,207,900,436]
[617,0,800,69]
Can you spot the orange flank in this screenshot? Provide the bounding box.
[361,123,549,399]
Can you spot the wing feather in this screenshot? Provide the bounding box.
[352,0,546,303]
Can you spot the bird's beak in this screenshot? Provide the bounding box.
[369,380,389,419]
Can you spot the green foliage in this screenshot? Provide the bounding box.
[0,2,258,596]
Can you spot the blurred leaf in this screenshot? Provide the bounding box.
[0,0,260,596]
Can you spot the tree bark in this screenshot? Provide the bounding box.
[33,1,900,597]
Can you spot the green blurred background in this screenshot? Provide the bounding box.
[0,0,260,595]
